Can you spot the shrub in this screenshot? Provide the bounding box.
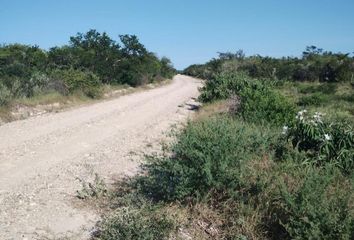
[49,69,102,98]
[0,72,50,99]
[270,166,353,240]
[199,73,297,126]
[15,72,52,97]
[137,116,274,202]
[238,80,296,126]
[198,72,241,102]
[0,82,11,106]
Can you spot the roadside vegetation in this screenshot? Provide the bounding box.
[88,47,353,240]
[0,29,175,121]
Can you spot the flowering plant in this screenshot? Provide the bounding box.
[281,110,354,173]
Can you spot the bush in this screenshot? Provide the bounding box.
[137,116,274,202]
[0,72,49,99]
[199,73,297,126]
[270,166,353,240]
[0,82,11,106]
[238,80,296,126]
[13,72,52,97]
[197,72,252,102]
[49,69,102,98]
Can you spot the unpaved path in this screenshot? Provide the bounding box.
[0,75,201,239]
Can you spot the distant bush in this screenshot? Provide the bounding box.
[27,72,51,96]
[0,82,11,106]
[49,69,102,98]
[198,72,240,102]
[183,46,354,83]
[199,73,296,126]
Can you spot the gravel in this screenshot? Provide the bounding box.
[0,75,201,239]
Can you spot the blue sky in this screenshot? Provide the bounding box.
[1,0,353,69]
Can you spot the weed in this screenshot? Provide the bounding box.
[76,173,107,199]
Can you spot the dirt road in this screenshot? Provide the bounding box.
[0,75,201,239]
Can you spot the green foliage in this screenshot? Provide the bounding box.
[99,45,354,240]
[98,106,352,239]
[0,82,11,106]
[0,30,176,106]
[198,72,241,102]
[298,92,330,106]
[297,82,337,95]
[184,46,354,83]
[137,116,274,201]
[49,68,102,98]
[127,113,353,239]
[271,166,353,240]
[68,30,121,83]
[278,110,354,173]
[0,71,51,105]
[0,44,47,78]
[183,63,215,79]
[160,57,175,79]
[199,73,296,126]
[76,173,107,199]
[238,80,296,126]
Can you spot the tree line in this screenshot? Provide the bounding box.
[0,29,176,105]
[183,46,354,82]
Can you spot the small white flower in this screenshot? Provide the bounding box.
[309,120,317,126]
[313,111,324,124]
[296,110,307,122]
[324,134,331,141]
[282,126,289,135]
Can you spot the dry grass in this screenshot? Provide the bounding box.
[0,80,172,125]
[194,100,229,120]
[277,81,354,122]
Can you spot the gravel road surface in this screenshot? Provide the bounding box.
[0,75,201,239]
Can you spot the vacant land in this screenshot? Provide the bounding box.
[0,75,201,239]
[91,49,353,240]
